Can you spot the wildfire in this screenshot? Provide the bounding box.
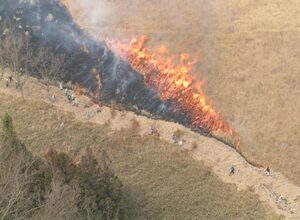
[106,36,234,135]
[60,0,238,138]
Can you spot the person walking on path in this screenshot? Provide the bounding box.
[229,164,235,176]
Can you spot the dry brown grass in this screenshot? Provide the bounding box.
[129,117,140,133]
[0,93,280,220]
[65,0,300,185]
[191,141,198,150]
[109,101,117,118]
[104,119,111,126]
[173,128,184,139]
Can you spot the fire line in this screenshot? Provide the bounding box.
[61,0,239,140]
[106,36,234,135]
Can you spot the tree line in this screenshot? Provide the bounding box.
[0,23,67,99]
[0,113,126,220]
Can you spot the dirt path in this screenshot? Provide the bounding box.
[0,75,299,219]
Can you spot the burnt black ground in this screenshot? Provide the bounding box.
[0,0,207,134]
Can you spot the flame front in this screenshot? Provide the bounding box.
[60,0,237,137]
[106,36,234,135]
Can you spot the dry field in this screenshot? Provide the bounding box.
[63,0,300,185]
[1,71,299,218]
[0,93,280,220]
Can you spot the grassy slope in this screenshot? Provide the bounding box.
[64,0,300,185]
[0,94,279,219]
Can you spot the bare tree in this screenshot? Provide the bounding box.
[0,153,43,220]
[32,178,79,220]
[17,34,32,98]
[0,25,32,98]
[33,47,66,102]
[0,24,66,100]
[0,28,23,73]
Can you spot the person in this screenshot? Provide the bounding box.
[64,88,69,96]
[5,79,9,87]
[149,126,155,135]
[51,94,56,103]
[149,126,158,135]
[85,110,93,120]
[59,82,64,90]
[72,99,79,107]
[277,195,284,204]
[96,103,102,113]
[172,134,177,143]
[266,166,270,176]
[8,75,12,82]
[67,94,72,102]
[178,139,184,146]
[229,164,235,176]
[67,94,76,103]
[70,94,75,101]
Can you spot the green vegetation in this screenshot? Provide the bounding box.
[0,112,125,219]
[0,94,280,219]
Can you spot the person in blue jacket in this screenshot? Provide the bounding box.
[229,164,235,176]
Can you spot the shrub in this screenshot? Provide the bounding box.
[110,101,117,118]
[0,113,50,219]
[130,118,140,133]
[45,147,125,220]
[191,141,198,150]
[173,128,184,139]
[0,114,126,219]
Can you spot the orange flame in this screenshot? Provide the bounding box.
[106,36,234,135]
[73,84,83,96]
[60,0,238,139]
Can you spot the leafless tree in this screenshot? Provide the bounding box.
[0,25,32,98]
[0,153,43,220]
[0,28,22,73]
[33,47,66,102]
[32,178,79,220]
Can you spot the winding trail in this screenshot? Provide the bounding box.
[0,74,299,219]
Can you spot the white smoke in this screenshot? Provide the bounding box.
[63,0,231,76]
[64,0,115,35]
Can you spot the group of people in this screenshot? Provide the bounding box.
[63,88,79,107]
[171,134,185,146]
[84,103,102,120]
[61,83,105,120]
[4,78,273,179]
[148,127,187,147]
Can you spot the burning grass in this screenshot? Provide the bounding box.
[106,36,236,136]
[60,0,239,142]
[61,0,300,187]
[0,93,280,219]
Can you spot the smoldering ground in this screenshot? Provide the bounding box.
[0,0,206,133]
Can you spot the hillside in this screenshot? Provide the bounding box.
[0,90,279,220]
[62,0,300,186]
[1,71,300,219]
[0,0,299,218]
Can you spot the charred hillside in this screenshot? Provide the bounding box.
[0,0,201,133]
[0,0,100,88]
